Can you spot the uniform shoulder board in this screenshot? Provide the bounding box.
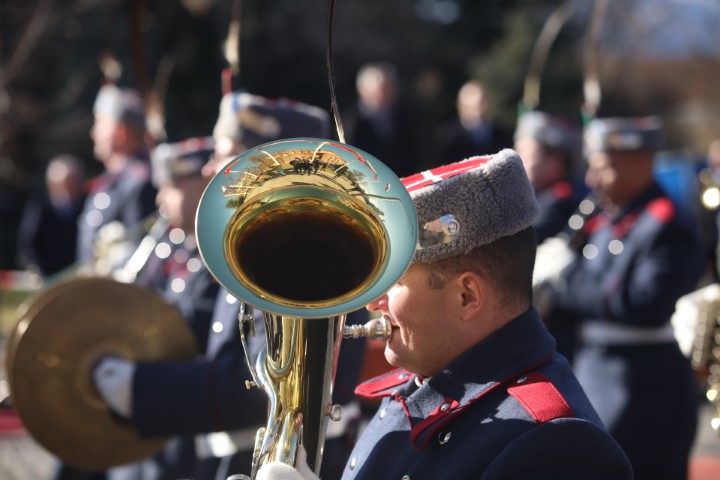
[507,372,575,423]
[84,174,112,194]
[645,197,675,224]
[354,368,413,399]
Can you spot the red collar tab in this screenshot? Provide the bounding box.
[409,397,460,450]
[408,378,510,450]
[507,371,574,423]
[401,156,492,193]
[355,368,414,399]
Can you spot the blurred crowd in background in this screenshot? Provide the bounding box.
[2,1,720,479]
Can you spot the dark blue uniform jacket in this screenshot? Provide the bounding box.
[534,179,585,244]
[132,292,267,438]
[76,156,157,262]
[344,308,633,479]
[551,181,704,480]
[554,181,704,327]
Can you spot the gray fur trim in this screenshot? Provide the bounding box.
[411,149,540,264]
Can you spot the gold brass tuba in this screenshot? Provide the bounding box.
[196,138,418,478]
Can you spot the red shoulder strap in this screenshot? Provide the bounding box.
[507,372,574,423]
[646,197,675,224]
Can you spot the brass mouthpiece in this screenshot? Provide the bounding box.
[343,317,392,341]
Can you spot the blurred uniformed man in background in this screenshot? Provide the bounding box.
[134,136,219,351]
[513,110,585,244]
[538,116,704,480]
[256,149,633,480]
[102,136,218,480]
[76,84,157,272]
[93,90,367,480]
[515,110,586,361]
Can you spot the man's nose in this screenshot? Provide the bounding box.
[366,293,388,312]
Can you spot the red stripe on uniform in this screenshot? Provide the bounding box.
[401,156,492,192]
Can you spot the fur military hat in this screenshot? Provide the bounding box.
[402,149,540,264]
[584,116,663,154]
[93,84,146,129]
[151,136,215,186]
[514,111,582,160]
[213,91,331,147]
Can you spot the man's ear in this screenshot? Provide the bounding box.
[455,272,483,320]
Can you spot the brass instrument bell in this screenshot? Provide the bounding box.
[196,137,418,476]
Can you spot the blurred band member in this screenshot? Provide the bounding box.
[539,116,704,480]
[513,111,585,243]
[77,84,157,271]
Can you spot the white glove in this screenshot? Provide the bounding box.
[533,236,577,288]
[671,283,720,358]
[92,357,136,418]
[256,446,321,480]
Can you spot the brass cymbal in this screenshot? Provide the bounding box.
[5,277,91,388]
[9,277,196,470]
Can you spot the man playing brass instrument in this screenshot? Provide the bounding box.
[258,150,632,479]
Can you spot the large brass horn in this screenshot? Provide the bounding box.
[196,138,418,478]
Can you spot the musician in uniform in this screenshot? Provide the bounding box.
[99,137,218,480]
[134,137,219,352]
[538,117,704,480]
[76,84,157,270]
[93,91,367,480]
[513,110,585,243]
[258,150,633,480]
